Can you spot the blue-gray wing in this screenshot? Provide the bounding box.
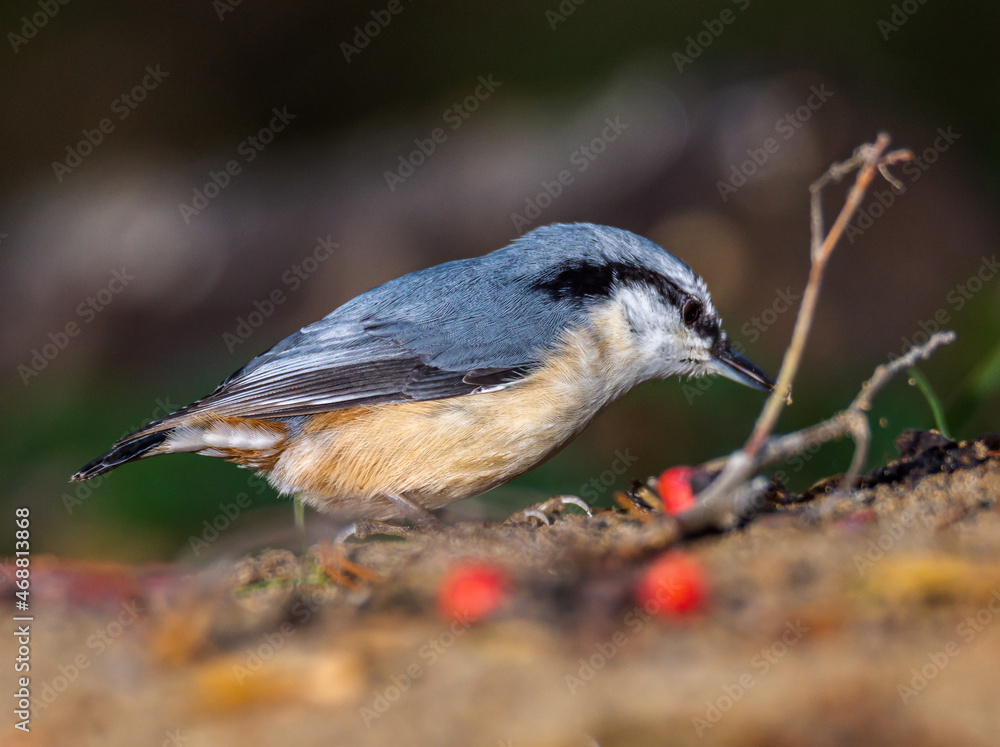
[179,253,582,420]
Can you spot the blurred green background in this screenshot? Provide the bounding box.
[1,0,997,562]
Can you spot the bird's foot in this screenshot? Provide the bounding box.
[329,492,441,545]
[314,540,382,590]
[322,495,442,588]
[505,495,592,527]
[333,519,421,545]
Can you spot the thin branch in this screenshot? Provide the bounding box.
[693,134,913,512]
[674,476,769,536]
[746,135,898,457]
[756,331,956,479]
[850,336,952,411]
[649,332,956,543]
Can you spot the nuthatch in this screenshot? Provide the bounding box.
[72,223,774,521]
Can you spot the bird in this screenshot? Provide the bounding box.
[71,223,774,525]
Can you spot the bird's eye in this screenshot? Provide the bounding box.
[682,299,703,327]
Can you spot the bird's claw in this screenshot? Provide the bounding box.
[506,495,592,526]
[334,519,418,545]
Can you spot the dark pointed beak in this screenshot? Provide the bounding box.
[711,340,775,393]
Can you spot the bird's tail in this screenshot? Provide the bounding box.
[70,430,171,482]
[71,412,289,482]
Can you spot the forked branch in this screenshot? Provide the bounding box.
[673,134,947,534]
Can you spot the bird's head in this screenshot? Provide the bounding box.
[526,223,775,394]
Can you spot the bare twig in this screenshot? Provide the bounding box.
[673,475,770,535]
[686,133,917,528]
[755,331,956,483]
[746,135,910,459]
[642,332,957,546]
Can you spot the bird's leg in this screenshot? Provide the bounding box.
[506,495,592,526]
[292,494,307,556]
[293,494,306,532]
[331,494,440,545]
[331,495,443,543]
[319,494,443,588]
[385,492,442,532]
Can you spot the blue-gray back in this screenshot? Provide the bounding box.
[177,223,699,419]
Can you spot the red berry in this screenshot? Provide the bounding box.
[634,552,706,617]
[436,564,509,623]
[656,466,696,515]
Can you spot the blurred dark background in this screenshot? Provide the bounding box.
[1,0,997,562]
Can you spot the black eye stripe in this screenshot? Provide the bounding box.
[532,260,684,307]
[531,259,725,342]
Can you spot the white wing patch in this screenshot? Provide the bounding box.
[166,421,284,454]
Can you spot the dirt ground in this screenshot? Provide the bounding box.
[5,430,1000,747]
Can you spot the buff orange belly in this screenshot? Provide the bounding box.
[266,382,598,520]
